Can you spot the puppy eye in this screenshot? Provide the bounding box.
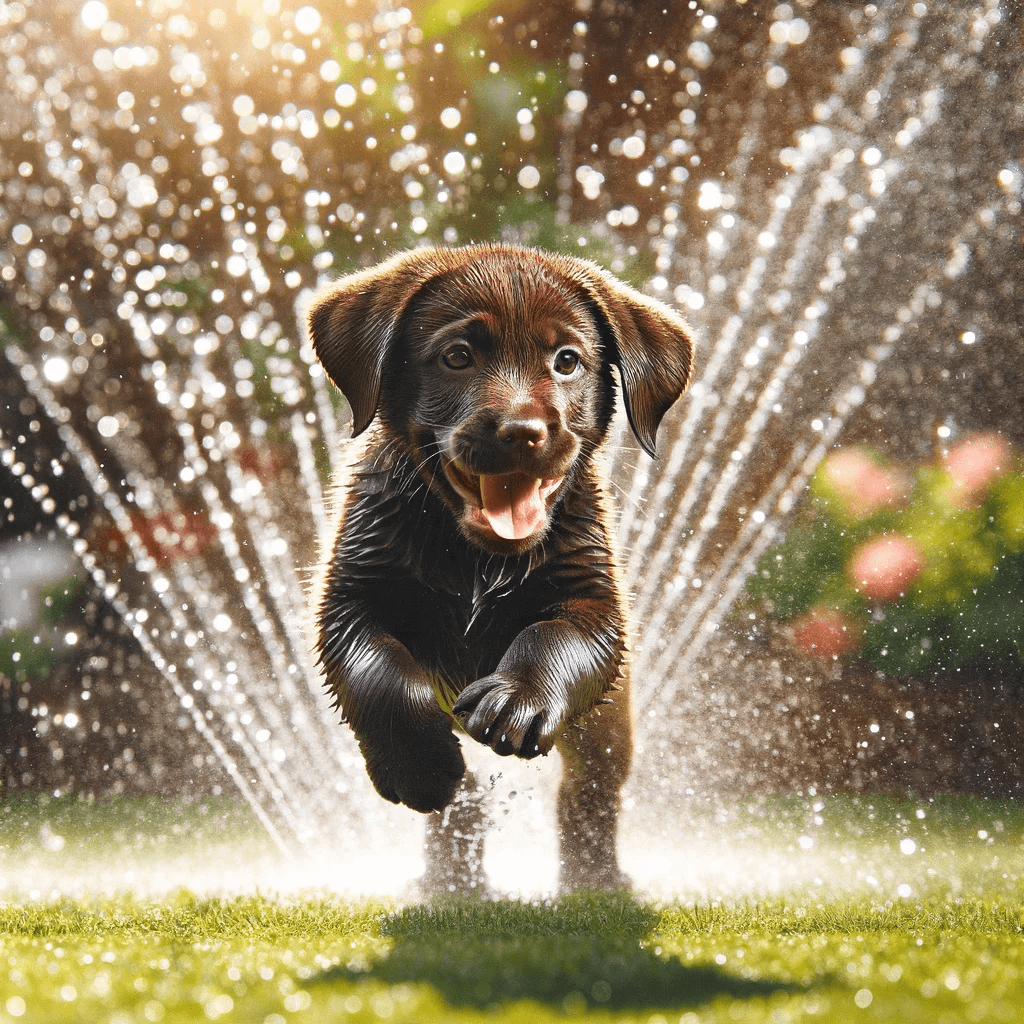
[553,348,581,376]
[441,343,474,371]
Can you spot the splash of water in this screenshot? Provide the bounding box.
[1,0,1021,879]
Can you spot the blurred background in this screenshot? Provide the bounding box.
[1,0,1022,843]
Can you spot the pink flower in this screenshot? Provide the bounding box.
[792,607,861,658]
[942,433,1011,507]
[819,447,898,518]
[847,533,924,602]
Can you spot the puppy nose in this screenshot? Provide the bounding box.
[496,417,548,448]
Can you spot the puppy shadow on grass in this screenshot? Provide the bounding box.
[315,891,801,1012]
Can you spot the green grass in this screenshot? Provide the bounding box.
[1,796,1023,1023]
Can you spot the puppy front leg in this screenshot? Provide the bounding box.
[319,619,465,813]
[452,615,621,759]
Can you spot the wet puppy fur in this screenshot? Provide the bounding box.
[309,244,692,892]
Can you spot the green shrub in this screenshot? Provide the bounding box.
[0,575,85,683]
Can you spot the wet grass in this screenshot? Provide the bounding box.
[1,796,1023,1023]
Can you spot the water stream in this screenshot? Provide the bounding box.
[1,0,1021,894]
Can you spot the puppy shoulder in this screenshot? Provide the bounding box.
[308,427,385,605]
[569,448,619,541]
[569,451,630,611]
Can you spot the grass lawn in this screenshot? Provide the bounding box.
[0,794,1021,1023]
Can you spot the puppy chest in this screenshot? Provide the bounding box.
[381,573,536,682]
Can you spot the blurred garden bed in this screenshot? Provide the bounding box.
[665,433,1024,801]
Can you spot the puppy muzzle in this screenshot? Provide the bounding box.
[440,408,578,545]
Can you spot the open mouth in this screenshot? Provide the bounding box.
[443,460,564,542]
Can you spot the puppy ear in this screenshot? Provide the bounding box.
[574,263,693,457]
[307,248,446,436]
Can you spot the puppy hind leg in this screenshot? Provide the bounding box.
[555,683,633,892]
[420,769,490,896]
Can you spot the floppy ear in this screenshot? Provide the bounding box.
[307,248,450,436]
[572,262,693,457]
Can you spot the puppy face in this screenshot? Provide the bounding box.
[379,261,615,553]
[308,244,693,552]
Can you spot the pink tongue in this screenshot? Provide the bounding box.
[479,473,545,540]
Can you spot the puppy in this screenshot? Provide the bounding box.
[308,244,692,892]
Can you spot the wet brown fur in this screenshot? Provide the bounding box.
[308,244,692,892]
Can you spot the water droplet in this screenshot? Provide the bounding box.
[42,357,70,384]
[565,90,587,114]
[294,6,321,36]
[334,83,357,107]
[80,0,108,30]
[442,151,466,176]
[517,165,540,189]
[687,41,712,69]
[621,136,645,159]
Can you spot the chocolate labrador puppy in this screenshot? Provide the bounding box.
[309,244,692,892]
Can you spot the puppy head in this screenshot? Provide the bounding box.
[308,245,693,553]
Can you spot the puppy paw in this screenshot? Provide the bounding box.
[452,673,560,758]
[359,719,465,813]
